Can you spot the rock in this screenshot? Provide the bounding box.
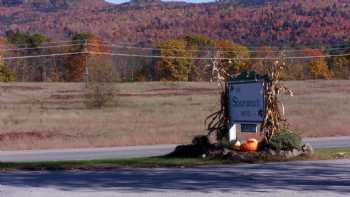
[336,152,346,158]
[278,150,286,157]
[302,143,314,157]
[230,140,241,151]
[225,151,260,162]
[207,146,224,158]
[223,148,231,156]
[225,151,242,161]
[267,149,277,156]
[234,140,241,147]
[265,148,301,159]
[285,151,293,158]
[169,144,211,158]
[292,149,302,157]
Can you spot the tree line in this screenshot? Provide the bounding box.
[1,0,350,47]
[0,32,349,82]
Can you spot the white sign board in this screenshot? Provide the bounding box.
[227,81,266,124]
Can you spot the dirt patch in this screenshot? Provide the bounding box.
[56,90,83,94]
[0,86,44,91]
[43,100,82,105]
[50,94,84,100]
[149,87,215,93]
[0,132,74,142]
[117,87,218,97]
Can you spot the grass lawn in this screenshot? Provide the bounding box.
[0,80,349,150]
[1,147,349,171]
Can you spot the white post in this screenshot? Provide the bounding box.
[229,124,238,143]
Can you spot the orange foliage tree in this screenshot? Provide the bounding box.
[65,33,111,82]
[0,37,6,57]
[303,48,333,79]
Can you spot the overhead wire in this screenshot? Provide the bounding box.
[1,38,350,53]
[0,43,84,52]
[89,51,350,60]
[0,38,349,60]
[2,50,350,61]
[2,52,87,60]
[88,43,350,54]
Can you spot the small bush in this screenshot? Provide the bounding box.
[0,64,15,82]
[192,135,210,147]
[269,129,302,151]
[84,83,115,109]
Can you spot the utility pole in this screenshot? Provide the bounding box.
[84,39,89,88]
[209,50,219,83]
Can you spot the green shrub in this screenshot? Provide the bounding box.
[269,129,302,151]
[215,128,230,148]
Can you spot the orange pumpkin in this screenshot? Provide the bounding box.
[240,139,258,152]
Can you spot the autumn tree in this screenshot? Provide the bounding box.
[0,60,15,82]
[250,46,274,76]
[64,33,90,82]
[251,47,305,80]
[6,31,50,48]
[303,48,333,79]
[328,41,350,79]
[5,31,52,81]
[0,37,15,82]
[64,33,112,82]
[329,55,350,79]
[184,34,216,81]
[211,40,250,80]
[154,39,194,81]
[0,36,7,57]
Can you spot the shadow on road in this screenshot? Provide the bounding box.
[0,160,349,194]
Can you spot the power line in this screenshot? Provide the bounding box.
[89,43,350,54]
[0,43,84,52]
[88,51,350,60]
[86,39,350,51]
[94,39,350,51]
[2,48,350,61]
[2,52,87,60]
[0,39,85,48]
[0,40,349,55]
[2,38,350,53]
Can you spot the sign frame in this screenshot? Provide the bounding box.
[226,80,267,125]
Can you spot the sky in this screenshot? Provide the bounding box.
[106,0,214,4]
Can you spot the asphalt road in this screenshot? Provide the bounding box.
[0,159,349,197]
[0,136,349,162]
[0,144,177,162]
[303,136,350,149]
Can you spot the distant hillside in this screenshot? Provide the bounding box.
[0,0,107,9]
[0,0,349,46]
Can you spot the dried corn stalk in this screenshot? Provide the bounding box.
[261,54,293,141]
[205,60,230,139]
[206,52,293,142]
